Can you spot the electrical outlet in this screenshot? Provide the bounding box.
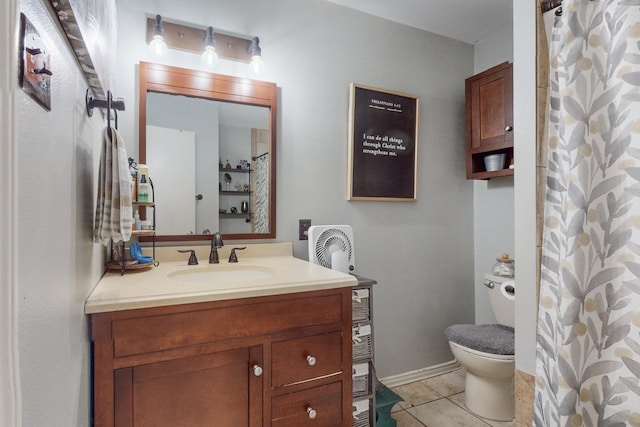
[299,219,311,240]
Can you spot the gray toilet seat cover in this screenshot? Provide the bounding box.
[445,324,514,355]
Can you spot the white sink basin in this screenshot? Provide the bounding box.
[167,265,275,284]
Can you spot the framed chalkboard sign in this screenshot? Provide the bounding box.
[347,83,419,201]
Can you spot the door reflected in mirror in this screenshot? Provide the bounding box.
[146,93,270,236]
[138,62,277,242]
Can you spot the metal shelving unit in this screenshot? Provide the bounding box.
[353,276,376,427]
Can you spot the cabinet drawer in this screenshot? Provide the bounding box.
[271,382,343,427]
[271,332,343,387]
[111,293,343,357]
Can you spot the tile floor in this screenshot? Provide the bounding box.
[387,368,514,427]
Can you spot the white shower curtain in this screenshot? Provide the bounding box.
[535,1,640,425]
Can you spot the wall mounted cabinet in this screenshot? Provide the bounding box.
[465,62,514,179]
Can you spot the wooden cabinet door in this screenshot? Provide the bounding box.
[467,62,513,150]
[114,346,263,427]
[465,62,514,178]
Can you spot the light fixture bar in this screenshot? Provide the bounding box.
[146,17,253,63]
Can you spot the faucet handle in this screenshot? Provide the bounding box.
[228,247,247,263]
[177,249,198,265]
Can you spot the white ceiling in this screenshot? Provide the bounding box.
[325,0,513,44]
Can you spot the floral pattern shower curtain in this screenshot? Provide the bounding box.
[535,1,640,425]
[253,154,269,233]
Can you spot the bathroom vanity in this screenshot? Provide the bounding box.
[86,243,357,426]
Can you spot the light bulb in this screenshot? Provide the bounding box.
[149,34,167,57]
[250,55,263,74]
[247,37,263,74]
[201,45,218,68]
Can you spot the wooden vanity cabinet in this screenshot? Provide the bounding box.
[90,288,353,427]
[465,61,514,179]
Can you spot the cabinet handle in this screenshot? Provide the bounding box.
[306,355,317,366]
[505,125,513,132]
[306,406,317,419]
[252,364,263,377]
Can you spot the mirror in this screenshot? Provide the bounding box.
[138,62,276,242]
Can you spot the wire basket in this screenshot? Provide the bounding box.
[352,398,372,427]
[352,288,370,322]
[353,362,372,397]
[352,323,373,362]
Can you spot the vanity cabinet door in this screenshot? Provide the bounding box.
[114,346,263,427]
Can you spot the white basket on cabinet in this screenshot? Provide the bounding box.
[352,323,373,362]
[352,398,372,427]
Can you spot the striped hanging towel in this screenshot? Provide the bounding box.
[94,127,133,245]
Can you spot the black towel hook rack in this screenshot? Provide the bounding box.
[85,88,126,139]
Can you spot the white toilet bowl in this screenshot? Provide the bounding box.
[445,274,515,421]
[448,341,514,421]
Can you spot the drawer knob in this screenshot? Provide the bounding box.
[252,364,263,377]
[505,125,513,132]
[306,406,317,419]
[306,355,317,366]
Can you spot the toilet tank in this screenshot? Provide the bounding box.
[484,273,515,328]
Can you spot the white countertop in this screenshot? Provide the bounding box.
[85,242,357,314]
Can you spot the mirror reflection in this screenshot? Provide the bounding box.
[138,61,277,242]
[146,93,270,236]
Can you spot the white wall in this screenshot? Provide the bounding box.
[513,0,538,374]
[15,1,107,425]
[472,24,515,324]
[114,0,476,378]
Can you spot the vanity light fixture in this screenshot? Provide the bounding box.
[201,26,218,68]
[248,37,264,75]
[149,15,167,57]
[146,16,263,73]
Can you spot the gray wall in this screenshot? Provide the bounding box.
[16,1,106,425]
[114,0,476,378]
[472,25,515,324]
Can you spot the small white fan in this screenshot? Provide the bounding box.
[308,225,355,274]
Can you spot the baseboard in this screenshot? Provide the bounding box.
[378,359,461,388]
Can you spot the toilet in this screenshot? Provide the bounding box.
[445,273,515,421]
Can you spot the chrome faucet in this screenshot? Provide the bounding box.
[209,232,224,264]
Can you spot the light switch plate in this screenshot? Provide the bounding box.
[299,219,311,240]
